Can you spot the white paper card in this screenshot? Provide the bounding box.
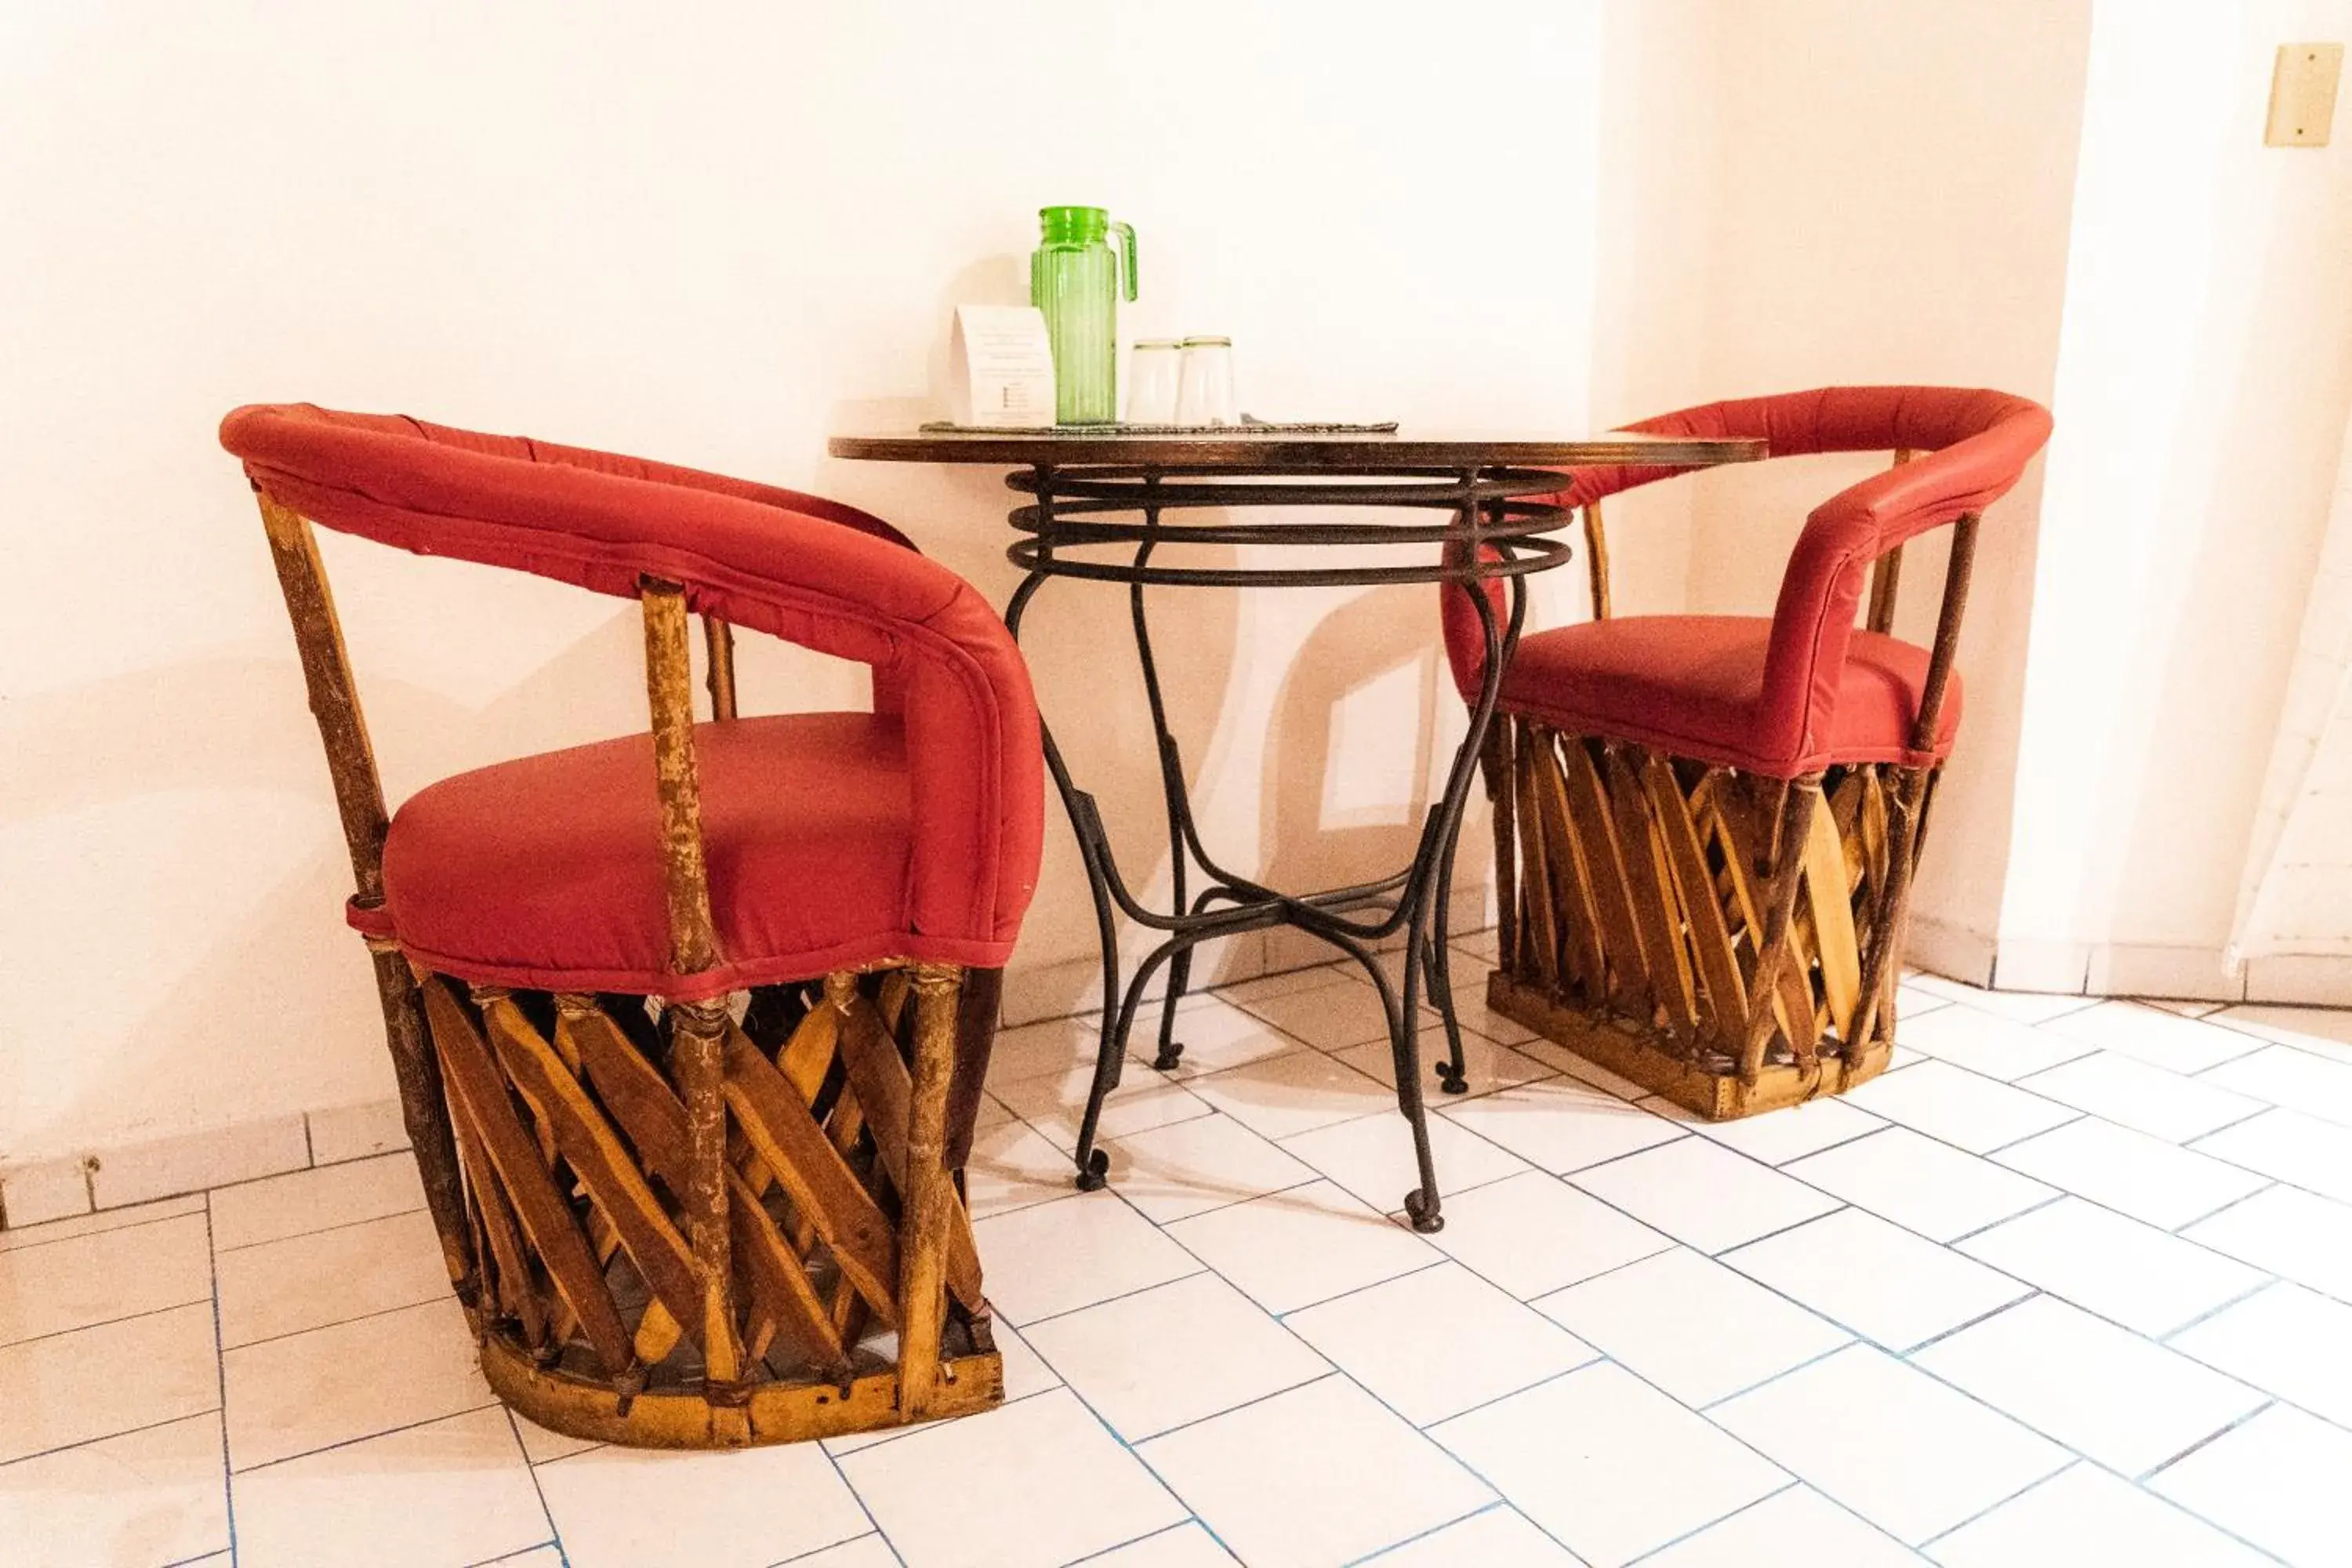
[950,305,1057,427]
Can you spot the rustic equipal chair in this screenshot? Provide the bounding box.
[1443,387,2052,1120]
[223,405,1044,1448]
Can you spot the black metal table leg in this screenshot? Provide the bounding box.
[1000,463,1547,1233]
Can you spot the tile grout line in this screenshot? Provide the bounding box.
[1941,1190,2067,1247]
[1005,1264,1215,1334]
[213,1197,431,1256]
[501,1407,568,1568]
[1692,1338,1868,1414]
[0,1405,228,1474]
[1974,1109,2090,1158]
[2167,1179,2284,1237]
[218,1288,454,1355]
[1896,1289,2049,1357]
[807,1439,909,1568]
[1908,1457,2089,1554]
[230,1398,505,1477]
[1615,1479,1811,1566]
[0,1290,217,1356]
[2158,1276,2288,1346]
[0,1203,209,1254]
[2134,1398,2280,1483]
[1054,1518,1204,1566]
[462,1541,561,1568]
[202,1192,238,1568]
[1343,1498,1516,1566]
[2183,1101,2285,1144]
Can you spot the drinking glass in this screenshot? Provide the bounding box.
[1175,337,1236,426]
[1125,339,1183,425]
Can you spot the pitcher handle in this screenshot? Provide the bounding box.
[1112,221,1138,303]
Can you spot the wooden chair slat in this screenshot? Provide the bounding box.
[1511,723,1561,989]
[777,1002,840,1106]
[1707,787,1818,1063]
[481,997,710,1353]
[725,1165,853,1379]
[447,1093,544,1350]
[1559,737,1655,1014]
[561,1004,692,1189]
[562,996,848,1375]
[1642,756,1750,1053]
[722,1027,902,1325]
[1802,802,1864,1040]
[1529,728,1609,998]
[833,994,985,1311]
[423,982,635,1374]
[1605,748,1702,1045]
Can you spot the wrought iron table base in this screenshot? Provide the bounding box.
[1000,464,1569,1233]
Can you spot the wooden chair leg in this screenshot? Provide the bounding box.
[671,996,749,1442]
[896,963,961,1419]
[1849,764,1936,1055]
[1481,721,1519,974]
[362,939,478,1307]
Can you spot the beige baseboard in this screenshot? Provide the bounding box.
[0,1097,409,1232]
[1904,915,1998,989]
[1907,924,2352,1008]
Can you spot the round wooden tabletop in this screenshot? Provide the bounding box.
[827,428,1766,470]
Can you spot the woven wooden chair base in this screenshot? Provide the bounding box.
[1486,718,1928,1121]
[408,963,1002,1448]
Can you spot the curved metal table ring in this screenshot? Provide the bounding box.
[997,464,1571,1233]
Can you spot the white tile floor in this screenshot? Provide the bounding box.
[5,949,2352,1565]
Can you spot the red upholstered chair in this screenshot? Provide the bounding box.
[223,405,1043,1448]
[1443,387,2051,1119]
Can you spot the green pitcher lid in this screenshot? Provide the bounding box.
[1039,205,1109,241]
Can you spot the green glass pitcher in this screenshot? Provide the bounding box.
[1030,205,1137,425]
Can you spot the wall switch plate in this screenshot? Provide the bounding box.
[2266,42,2343,146]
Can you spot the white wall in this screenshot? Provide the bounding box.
[1669,0,2096,976]
[2001,0,2352,999]
[0,1,1610,1160]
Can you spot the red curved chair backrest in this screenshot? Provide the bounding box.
[1443,386,2053,768]
[222,403,1043,956]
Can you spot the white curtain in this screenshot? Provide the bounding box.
[2231,401,2352,964]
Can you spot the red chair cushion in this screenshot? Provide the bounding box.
[376,712,960,1000]
[1498,615,1960,775]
